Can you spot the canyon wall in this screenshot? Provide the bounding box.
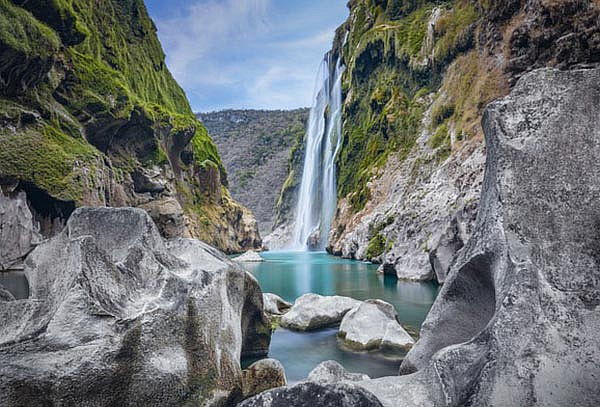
[0,0,261,255]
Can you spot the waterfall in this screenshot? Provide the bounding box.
[291,54,345,251]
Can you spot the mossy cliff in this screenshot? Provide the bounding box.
[314,0,599,280]
[0,0,261,252]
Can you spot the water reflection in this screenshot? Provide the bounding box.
[242,251,439,382]
[0,271,29,299]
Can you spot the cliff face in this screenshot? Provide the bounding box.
[323,0,600,281]
[199,109,308,236]
[0,0,261,254]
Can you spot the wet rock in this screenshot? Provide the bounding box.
[338,300,414,353]
[307,360,370,385]
[242,358,287,399]
[0,207,270,406]
[0,284,15,302]
[235,250,264,263]
[263,293,292,315]
[0,191,42,270]
[238,382,383,407]
[280,294,362,331]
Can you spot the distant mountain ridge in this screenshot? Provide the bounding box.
[198,109,309,235]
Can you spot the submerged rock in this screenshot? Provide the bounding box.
[263,293,292,315]
[242,358,287,399]
[238,382,383,407]
[338,300,414,353]
[0,207,270,406]
[235,250,265,263]
[354,68,600,407]
[280,293,362,331]
[307,360,370,385]
[0,284,15,302]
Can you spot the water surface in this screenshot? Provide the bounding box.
[242,251,439,382]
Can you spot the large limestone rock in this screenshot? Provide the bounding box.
[280,294,362,331]
[306,360,370,385]
[242,358,287,399]
[0,207,270,406]
[234,250,264,263]
[238,382,383,407]
[0,191,42,270]
[356,68,600,407]
[338,300,414,353]
[263,293,292,315]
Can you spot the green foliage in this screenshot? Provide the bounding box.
[433,1,478,64]
[366,233,387,259]
[0,0,60,57]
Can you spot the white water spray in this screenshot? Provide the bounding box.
[291,54,345,251]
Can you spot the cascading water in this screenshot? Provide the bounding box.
[291,53,345,251]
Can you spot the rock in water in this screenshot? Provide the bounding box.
[238,382,383,407]
[242,358,287,399]
[355,68,600,407]
[307,360,370,385]
[280,294,362,331]
[234,250,265,262]
[0,207,270,406]
[263,293,292,315]
[338,300,414,353]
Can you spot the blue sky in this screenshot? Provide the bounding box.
[145,0,348,112]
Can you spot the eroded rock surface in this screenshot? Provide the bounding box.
[0,207,270,406]
[280,294,362,331]
[235,250,264,263]
[242,358,287,399]
[263,293,292,315]
[338,300,414,353]
[306,360,370,385]
[238,382,383,407]
[356,67,600,407]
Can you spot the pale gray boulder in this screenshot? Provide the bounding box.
[235,250,265,262]
[338,300,414,353]
[237,382,383,407]
[0,191,42,270]
[306,360,370,385]
[353,68,600,407]
[263,293,292,315]
[280,293,362,331]
[0,207,270,406]
[242,358,287,399]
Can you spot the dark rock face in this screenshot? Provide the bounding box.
[394,67,600,406]
[0,207,270,406]
[238,382,383,407]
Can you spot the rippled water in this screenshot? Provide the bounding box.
[241,251,439,382]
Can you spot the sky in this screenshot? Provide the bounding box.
[145,0,349,113]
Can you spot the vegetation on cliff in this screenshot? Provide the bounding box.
[0,0,260,251]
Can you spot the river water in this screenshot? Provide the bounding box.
[242,251,439,383]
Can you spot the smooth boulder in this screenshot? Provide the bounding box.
[338,300,414,353]
[263,293,292,315]
[235,250,265,262]
[0,207,270,406]
[238,382,383,407]
[307,360,370,385]
[242,358,287,399]
[280,293,362,331]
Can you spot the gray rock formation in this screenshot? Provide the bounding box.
[0,207,270,406]
[237,382,383,407]
[242,358,287,399]
[263,293,292,315]
[0,285,15,302]
[355,67,600,407]
[338,300,414,353]
[280,294,362,331]
[234,250,265,263]
[0,191,42,270]
[306,360,370,385]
